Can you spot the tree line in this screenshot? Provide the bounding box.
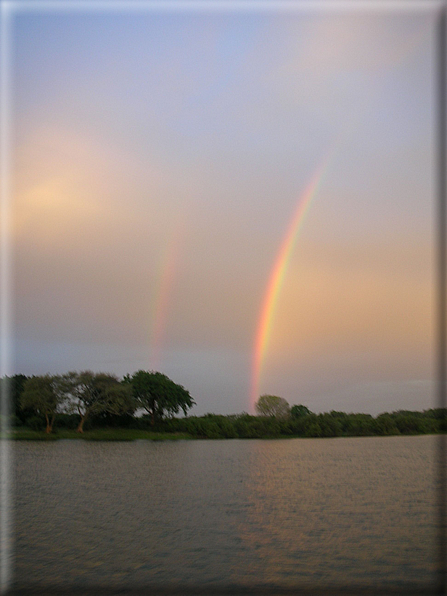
[2,372,446,438]
[3,370,194,433]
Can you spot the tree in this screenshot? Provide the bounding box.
[125,370,195,425]
[255,394,290,419]
[64,371,134,433]
[0,374,29,426]
[20,375,67,433]
[291,404,311,418]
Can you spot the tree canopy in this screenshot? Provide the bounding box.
[64,371,134,433]
[255,394,291,419]
[20,375,66,433]
[125,370,195,424]
[291,404,312,418]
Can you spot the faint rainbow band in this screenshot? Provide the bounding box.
[149,224,184,371]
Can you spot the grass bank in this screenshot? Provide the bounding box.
[7,429,194,441]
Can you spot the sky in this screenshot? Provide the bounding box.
[5,1,440,415]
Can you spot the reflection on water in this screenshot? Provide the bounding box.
[232,438,437,589]
[13,436,438,592]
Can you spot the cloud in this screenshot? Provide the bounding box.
[291,13,428,73]
[12,120,187,249]
[263,12,431,129]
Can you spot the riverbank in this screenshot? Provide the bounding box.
[7,429,195,441]
[5,428,445,441]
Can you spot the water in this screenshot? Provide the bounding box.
[11,436,439,593]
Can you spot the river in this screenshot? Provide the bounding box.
[11,435,440,593]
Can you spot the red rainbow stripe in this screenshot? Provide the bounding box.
[251,159,330,409]
[150,225,183,371]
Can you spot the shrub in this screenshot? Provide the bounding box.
[26,415,45,431]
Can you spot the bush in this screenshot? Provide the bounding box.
[26,415,45,431]
[344,414,376,436]
[256,417,281,437]
[305,421,322,437]
[53,414,79,430]
[287,417,309,436]
[213,416,238,438]
[9,415,22,428]
[89,411,135,428]
[202,421,222,439]
[318,414,342,437]
[375,414,400,436]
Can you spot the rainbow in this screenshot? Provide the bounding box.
[149,225,183,371]
[249,22,429,410]
[251,157,331,409]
